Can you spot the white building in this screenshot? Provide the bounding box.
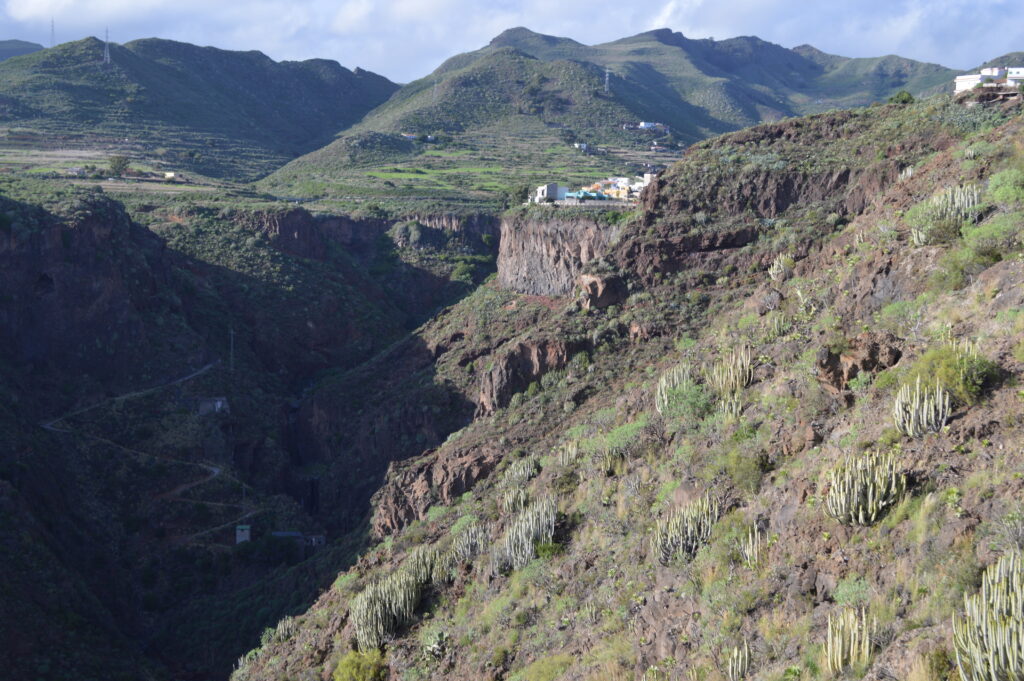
[533,183,569,203]
[235,525,251,544]
[955,66,1024,93]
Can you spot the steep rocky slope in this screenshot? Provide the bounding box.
[233,93,1024,681]
[0,178,503,681]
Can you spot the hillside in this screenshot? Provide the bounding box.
[234,93,1024,681]
[262,27,957,210]
[0,173,503,680]
[0,39,43,61]
[0,37,398,178]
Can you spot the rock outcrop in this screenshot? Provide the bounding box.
[497,212,622,296]
[476,338,583,416]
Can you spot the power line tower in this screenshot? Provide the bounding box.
[103,27,111,65]
[604,67,610,94]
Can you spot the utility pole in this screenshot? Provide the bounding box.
[432,77,438,105]
[604,67,610,94]
[103,27,111,65]
[50,18,55,48]
[229,325,235,373]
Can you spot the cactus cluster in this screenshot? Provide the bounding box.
[825,450,906,526]
[717,392,743,420]
[952,550,1023,681]
[503,455,540,488]
[490,497,557,575]
[739,525,764,569]
[768,253,795,282]
[910,184,982,245]
[706,346,754,397]
[893,376,951,437]
[727,642,751,681]
[451,520,491,564]
[502,487,529,514]
[825,608,876,674]
[351,569,422,651]
[655,363,694,415]
[556,440,580,467]
[651,494,720,566]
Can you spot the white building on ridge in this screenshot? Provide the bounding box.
[954,66,1024,93]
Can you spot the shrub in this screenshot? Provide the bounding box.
[515,653,574,681]
[333,650,387,681]
[929,246,998,291]
[903,344,998,407]
[961,212,1023,260]
[988,168,1024,206]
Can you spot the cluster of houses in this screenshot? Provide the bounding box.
[954,67,1024,93]
[532,173,656,205]
[622,121,669,132]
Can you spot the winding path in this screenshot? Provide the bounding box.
[39,361,262,544]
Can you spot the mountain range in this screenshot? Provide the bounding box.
[0,37,398,178]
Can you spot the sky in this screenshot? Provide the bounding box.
[3,0,1022,82]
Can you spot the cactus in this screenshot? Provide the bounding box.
[825,450,906,526]
[909,184,981,245]
[556,440,580,467]
[717,391,743,421]
[451,521,491,564]
[768,253,795,282]
[656,363,694,415]
[727,642,751,681]
[893,376,951,437]
[739,525,764,569]
[490,497,557,575]
[899,165,915,181]
[952,550,1024,681]
[502,487,529,514]
[503,455,540,488]
[651,494,720,566]
[825,608,876,674]
[706,346,753,397]
[351,568,422,651]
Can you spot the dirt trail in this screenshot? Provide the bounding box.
[39,362,261,543]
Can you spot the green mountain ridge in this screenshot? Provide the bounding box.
[0,39,43,61]
[0,37,398,178]
[262,27,961,208]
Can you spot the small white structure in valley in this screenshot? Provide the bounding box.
[235,524,251,544]
[955,66,1024,93]
[533,183,569,203]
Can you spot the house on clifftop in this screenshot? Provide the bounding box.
[955,67,1024,93]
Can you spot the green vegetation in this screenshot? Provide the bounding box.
[0,37,397,179]
[332,650,387,681]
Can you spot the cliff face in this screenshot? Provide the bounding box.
[496,212,622,296]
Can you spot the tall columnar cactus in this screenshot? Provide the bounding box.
[825,608,876,674]
[490,497,557,575]
[706,346,753,397]
[727,642,751,681]
[911,184,982,245]
[825,450,906,526]
[502,487,529,514]
[651,494,720,566]
[557,440,580,467]
[717,391,743,421]
[952,551,1024,681]
[451,520,491,564]
[768,253,795,282]
[656,363,694,415]
[893,376,951,437]
[739,525,764,569]
[503,455,540,488]
[351,569,422,651]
